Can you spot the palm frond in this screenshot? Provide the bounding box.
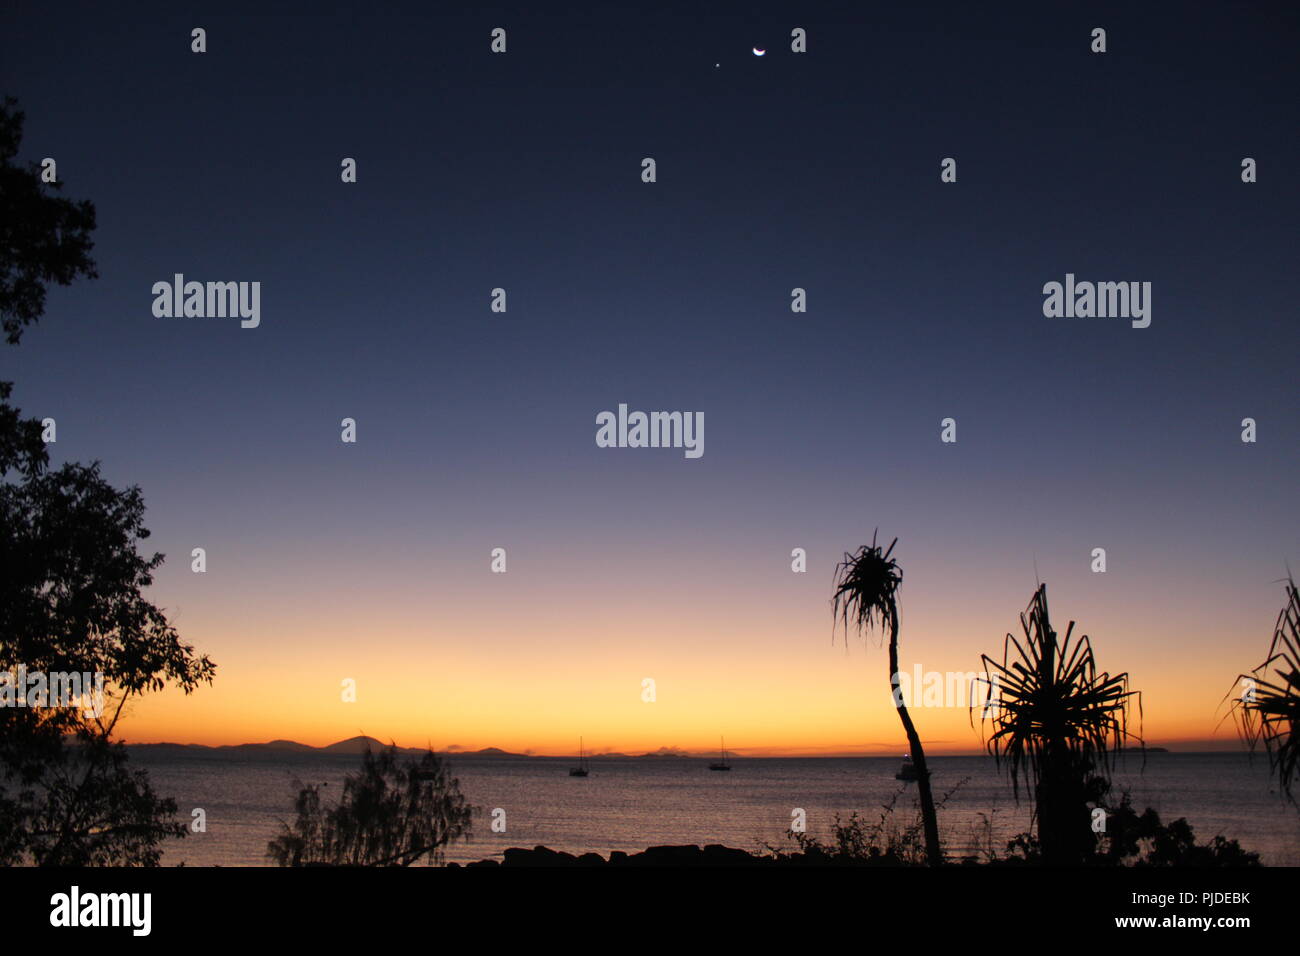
[1228,577,1300,801]
[831,531,900,643]
[973,584,1141,801]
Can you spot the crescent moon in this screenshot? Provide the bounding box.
[752,47,765,56]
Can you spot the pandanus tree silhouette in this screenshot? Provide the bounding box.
[832,535,943,866]
[1228,576,1300,805]
[973,584,1140,864]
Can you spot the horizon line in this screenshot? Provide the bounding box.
[122,733,1252,758]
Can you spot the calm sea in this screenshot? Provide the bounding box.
[128,750,1300,866]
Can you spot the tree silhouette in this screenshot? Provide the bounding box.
[0,96,213,865]
[974,584,1140,865]
[1228,576,1299,804]
[0,96,97,348]
[832,534,943,866]
[268,744,473,866]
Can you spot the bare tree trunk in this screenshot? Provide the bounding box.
[889,606,943,866]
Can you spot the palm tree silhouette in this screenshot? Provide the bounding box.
[974,583,1140,864]
[832,534,943,866]
[1229,575,1299,804]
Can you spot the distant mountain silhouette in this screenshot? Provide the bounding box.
[321,735,391,754]
[126,736,532,758]
[122,737,1189,758]
[123,737,762,759]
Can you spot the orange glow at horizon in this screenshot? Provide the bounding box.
[118,584,1259,756]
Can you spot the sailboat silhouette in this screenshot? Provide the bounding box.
[708,736,731,771]
[568,737,589,777]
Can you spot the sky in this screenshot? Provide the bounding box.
[2,1,1297,755]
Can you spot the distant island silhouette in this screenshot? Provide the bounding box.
[128,735,716,758]
[128,735,524,757]
[125,735,1173,758]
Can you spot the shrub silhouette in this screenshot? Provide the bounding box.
[268,743,473,866]
[1005,791,1259,867]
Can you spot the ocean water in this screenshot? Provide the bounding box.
[127,750,1300,866]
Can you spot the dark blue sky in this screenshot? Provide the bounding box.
[2,2,1296,747]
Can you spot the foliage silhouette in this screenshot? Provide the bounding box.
[832,533,943,866]
[768,776,969,866]
[973,584,1140,865]
[0,96,211,865]
[267,743,473,866]
[0,96,97,348]
[1228,576,1300,804]
[1003,790,1258,867]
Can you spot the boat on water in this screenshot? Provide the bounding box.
[895,754,920,781]
[569,737,589,777]
[708,736,732,771]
